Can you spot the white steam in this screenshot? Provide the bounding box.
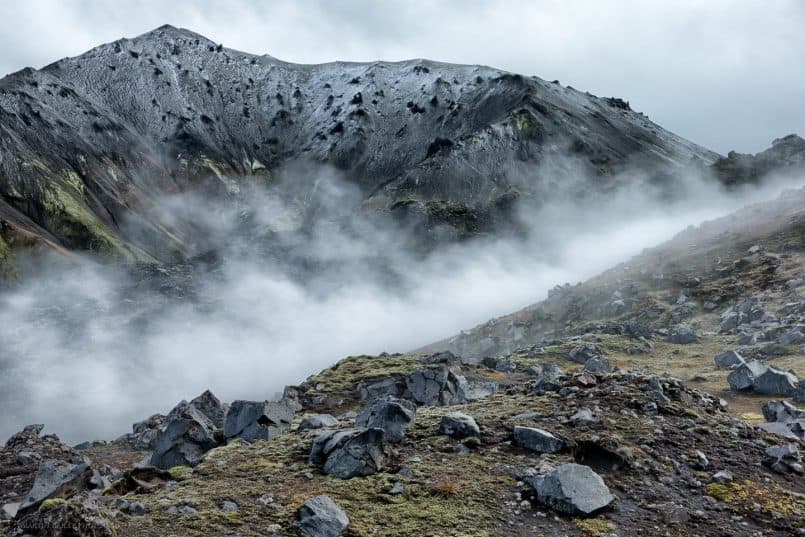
[0,165,802,444]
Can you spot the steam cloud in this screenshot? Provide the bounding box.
[0,162,802,444]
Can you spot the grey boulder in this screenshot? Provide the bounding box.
[18,459,93,515]
[404,366,468,406]
[568,343,599,364]
[779,327,805,345]
[309,428,387,479]
[169,389,227,429]
[583,356,611,374]
[149,404,218,469]
[439,412,481,438]
[354,396,416,443]
[763,444,804,474]
[298,495,350,537]
[224,400,295,442]
[713,350,744,369]
[666,324,698,344]
[514,426,565,453]
[299,414,339,432]
[528,463,614,516]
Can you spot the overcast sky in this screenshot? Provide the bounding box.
[1,0,802,154]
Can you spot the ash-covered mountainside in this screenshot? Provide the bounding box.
[0,24,726,264]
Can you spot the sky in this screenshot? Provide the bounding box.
[0,0,802,154]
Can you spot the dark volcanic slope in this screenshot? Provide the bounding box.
[0,25,720,263]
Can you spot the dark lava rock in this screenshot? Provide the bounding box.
[149,405,217,469]
[513,426,565,453]
[354,397,416,444]
[309,428,388,479]
[583,356,612,374]
[298,495,350,537]
[17,459,93,515]
[763,443,804,474]
[298,414,339,432]
[223,400,295,442]
[528,463,614,516]
[404,366,468,406]
[714,350,745,369]
[568,343,599,364]
[666,324,698,344]
[438,412,480,438]
[726,359,797,395]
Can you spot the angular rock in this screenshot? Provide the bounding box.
[666,324,698,344]
[131,414,168,450]
[779,327,805,345]
[514,426,564,453]
[309,428,387,479]
[18,459,93,515]
[568,343,599,364]
[763,443,804,474]
[713,350,744,369]
[753,366,798,396]
[224,399,295,442]
[727,360,768,392]
[795,380,805,403]
[169,389,227,429]
[762,400,805,423]
[528,463,614,516]
[299,414,339,432]
[356,377,401,401]
[298,495,349,537]
[530,363,565,393]
[354,397,416,443]
[404,366,468,406]
[570,408,599,428]
[439,412,480,438]
[583,356,611,374]
[149,405,218,469]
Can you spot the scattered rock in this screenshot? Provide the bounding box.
[354,396,416,443]
[149,404,218,469]
[309,428,388,479]
[224,400,295,442]
[569,343,599,364]
[528,463,614,516]
[666,324,698,344]
[514,426,565,453]
[583,356,611,374]
[763,443,804,474]
[299,414,339,431]
[713,350,744,369]
[298,495,349,537]
[438,412,480,438]
[17,459,93,515]
[404,366,468,406]
[570,408,599,428]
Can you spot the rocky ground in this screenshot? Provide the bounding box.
[1,188,803,536]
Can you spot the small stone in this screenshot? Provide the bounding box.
[514,426,565,453]
[298,495,350,537]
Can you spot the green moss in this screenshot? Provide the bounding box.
[576,518,617,536]
[168,466,193,481]
[39,498,67,512]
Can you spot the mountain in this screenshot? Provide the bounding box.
[0,24,728,268]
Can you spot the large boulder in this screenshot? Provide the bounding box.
[528,463,614,516]
[666,324,698,344]
[356,377,401,400]
[763,444,804,474]
[130,414,167,450]
[530,363,565,393]
[752,366,798,396]
[149,405,218,469]
[439,412,480,438]
[224,400,295,442]
[404,366,468,406]
[513,426,565,453]
[759,401,805,441]
[713,350,745,369]
[795,381,805,403]
[568,343,599,364]
[17,459,93,516]
[727,360,769,392]
[354,397,416,443]
[298,495,350,537]
[169,390,227,429]
[299,414,339,432]
[779,327,805,345]
[583,356,611,374]
[309,428,387,479]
